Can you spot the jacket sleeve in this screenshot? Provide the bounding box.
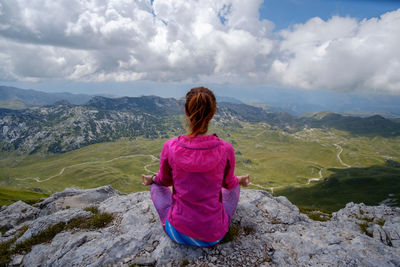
[154,141,173,187]
[222,144,239,190]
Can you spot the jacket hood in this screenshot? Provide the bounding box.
[171,134,225,172]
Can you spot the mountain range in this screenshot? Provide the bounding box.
[0,86,93,107]
[1,90,399,155]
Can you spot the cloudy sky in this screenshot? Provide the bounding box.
[0,0,399,98]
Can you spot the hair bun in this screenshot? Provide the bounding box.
[185,87,217,137]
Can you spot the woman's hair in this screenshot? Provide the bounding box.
[185,87,217,137]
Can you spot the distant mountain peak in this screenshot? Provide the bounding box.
[51,100,72,106]
[311,111,337,120]
[367,114,386,121]
[0,85,92,106]
[86,95,183,114]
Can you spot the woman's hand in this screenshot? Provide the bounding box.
[238,175,250,187]
[142,174,154,186]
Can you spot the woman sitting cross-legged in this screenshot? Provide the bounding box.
[142,86,250,247]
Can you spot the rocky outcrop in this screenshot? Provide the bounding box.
[1,186,399,266]
[0,201,40,236]
[36,185,120,216]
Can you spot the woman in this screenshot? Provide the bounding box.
[142,87,250,247]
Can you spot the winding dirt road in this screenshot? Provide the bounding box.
[15,154,159,183]
[334,144,351,168]
[251,143,352,193]
[306,169,323,185]
[250,167,323,194]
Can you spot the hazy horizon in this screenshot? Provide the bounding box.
[2,83,400,116]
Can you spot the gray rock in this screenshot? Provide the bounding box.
[0,186,399,266]
[10,254,24,266]
[373,224,392,247]
[0,200,40,234]
[36,185,119,216]
[132,256,156,266]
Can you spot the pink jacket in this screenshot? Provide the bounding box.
[154,134,239,242]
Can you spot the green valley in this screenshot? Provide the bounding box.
[1,120,399,213]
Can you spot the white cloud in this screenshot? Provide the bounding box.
[0,0,276,83]
[269,10,400,93]
[0,0,399,93]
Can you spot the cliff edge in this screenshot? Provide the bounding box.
[1,186,399,266]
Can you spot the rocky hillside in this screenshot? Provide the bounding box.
[308,111,400,137]
[0,100,183,154]
[1,186,399,266]
[0,96,277,154]
[1,95,399,155]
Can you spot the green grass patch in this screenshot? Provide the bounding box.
[81,212,114,229]
[220,223,255,244]
[358,222,373,237]
[220,224,241,243]
[67,207,113,230]
[0,235,19,266]
[0,225,28,266]
[275,165,400,213]
[179,259,190,267]
[84,206,99,214]
[13,222,66,255]
[363,217,374,223]
[0,226,8,235]
[298,206,332,222]
[242,225,256,235]
[376,218,385,226]
[0,187,49,207]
